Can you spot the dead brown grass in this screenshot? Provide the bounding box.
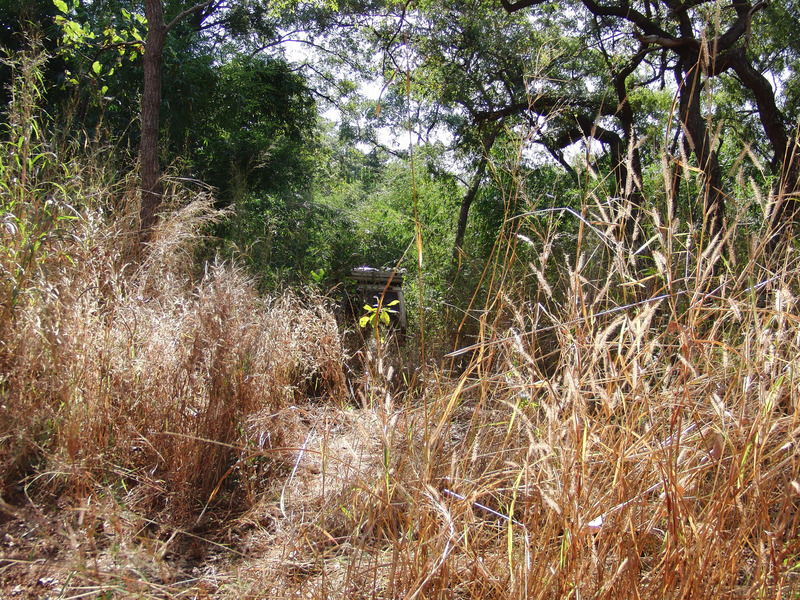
[1,189,347,512]
[229,188,800,599]
[3,172,800,600]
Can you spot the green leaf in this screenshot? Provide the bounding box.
[63,20,82,42]
[92,61,102,75]
[359,315,371,328]
[53,0,69,14]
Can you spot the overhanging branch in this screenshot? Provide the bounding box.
[165,0,215,34]
[499,0,552,13]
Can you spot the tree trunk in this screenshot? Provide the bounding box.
[678,60,725,243]
[452,155,489,262]
[613,67,644,244]
[452,124,501,262]
[139,0,167,243]
[726,47,800,250]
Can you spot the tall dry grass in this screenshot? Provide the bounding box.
[237,158,800,598]
[0,45,347,538]
[1,194,347,519]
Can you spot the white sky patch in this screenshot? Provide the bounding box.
[281,36,409,151]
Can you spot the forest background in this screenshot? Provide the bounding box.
[2,0,799,298]
[2,1,800,598]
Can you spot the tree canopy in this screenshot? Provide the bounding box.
[3,0,799,286]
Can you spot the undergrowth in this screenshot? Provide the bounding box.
[0,45,346,528]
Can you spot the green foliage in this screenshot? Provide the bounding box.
[309,130,463,289]
[359,298,399,342]
[222,190,358,289]
[190,55,317,199]
[0,0,66,114]
[52,0,145,102]
[0,41,79,321]
[309,267,325,284]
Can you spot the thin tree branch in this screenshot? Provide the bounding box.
[165,0,215,34]
[499,0,551,13]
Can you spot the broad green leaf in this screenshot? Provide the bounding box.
[53,0,69,14]
[92,61,102,75]
[63,20,82,42]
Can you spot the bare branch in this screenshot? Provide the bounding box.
[636,33,698,49]
[165,0,215,34]
[499,0,552,14]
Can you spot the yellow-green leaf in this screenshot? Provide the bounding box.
[92,61,102,75]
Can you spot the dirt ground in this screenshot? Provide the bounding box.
[0,406,401,599]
